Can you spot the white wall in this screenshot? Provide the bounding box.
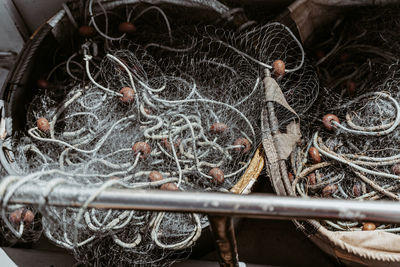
[0,0,66,52]
[12,0,68,33]
[0,0,25,52]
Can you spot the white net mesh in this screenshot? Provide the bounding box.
[290,6,400,233]
[0,1,319,265]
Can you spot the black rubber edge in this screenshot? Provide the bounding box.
[0,23,53,175]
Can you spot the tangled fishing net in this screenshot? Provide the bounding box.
[0,1,318,265]
[290,6,400,233]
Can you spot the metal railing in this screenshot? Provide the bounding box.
[6,181,400,266]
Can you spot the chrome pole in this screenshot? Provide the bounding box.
[8,183,400,223]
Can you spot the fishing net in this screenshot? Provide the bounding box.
[290,6,400,233]
[0,0,319,265]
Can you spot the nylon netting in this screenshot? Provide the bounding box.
[0,1,318,265]
[290,6,400,233]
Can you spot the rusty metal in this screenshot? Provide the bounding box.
[208,216,239,267]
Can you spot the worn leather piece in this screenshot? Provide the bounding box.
[264,76,298,117]
[262,74,301,196]
[273,121,301,160]
[264,76,301,161]
[263,76,301,162]
[287,0,398,43]
[288,0,340,42]
[263,133,286,196]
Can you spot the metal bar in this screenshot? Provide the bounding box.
[208,216,239,267]
[7,183,400,223]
